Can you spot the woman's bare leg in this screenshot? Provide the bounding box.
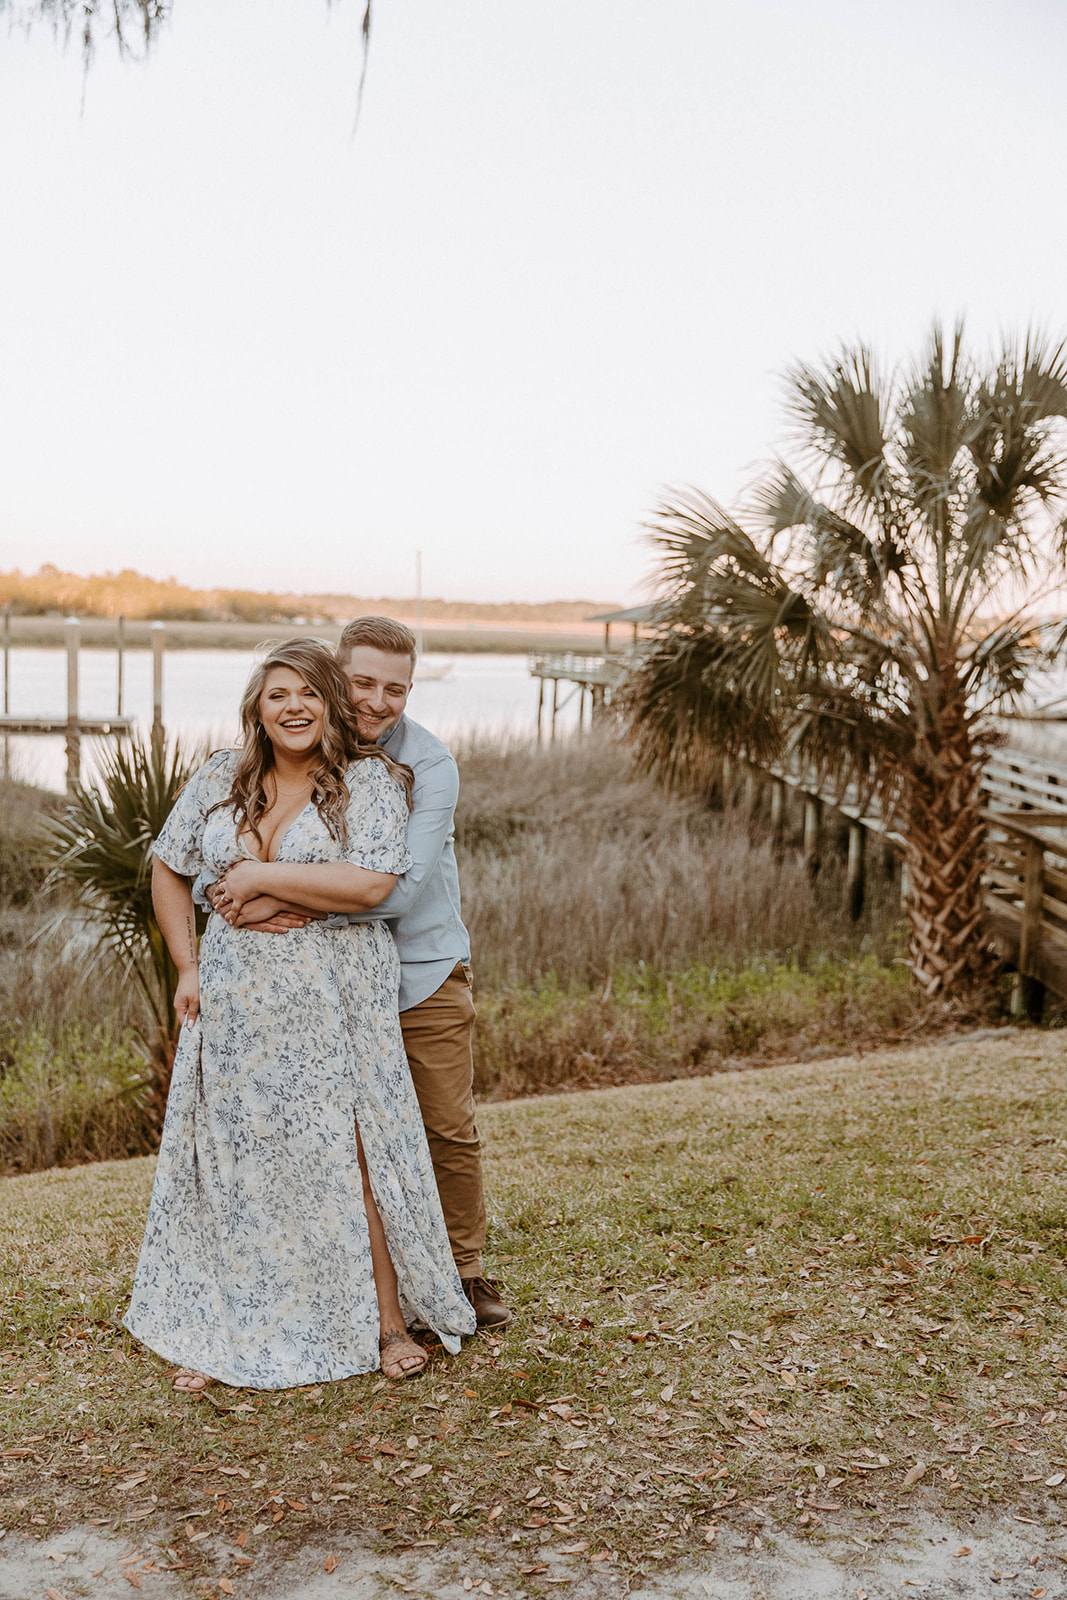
[355,1125,427,1378]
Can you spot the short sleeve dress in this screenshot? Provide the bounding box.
[123,750,476,1389]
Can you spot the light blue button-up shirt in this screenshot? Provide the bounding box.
[345,714,471,1011]
[192,714,470,1013]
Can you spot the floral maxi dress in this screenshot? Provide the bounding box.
[123,750,476,1389]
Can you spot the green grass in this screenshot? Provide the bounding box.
[473,956,933,1095]
[2,1033,1067,1588]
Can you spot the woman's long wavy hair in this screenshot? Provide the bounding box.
[216,638,413,849]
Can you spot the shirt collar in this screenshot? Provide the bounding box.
[379,714,407,751]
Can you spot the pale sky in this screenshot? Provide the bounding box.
[1,0,1065,605]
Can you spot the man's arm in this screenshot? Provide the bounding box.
[210,752,458,935]
[347,753,458,923]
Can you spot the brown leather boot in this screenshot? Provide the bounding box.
[462,1275,512,1329]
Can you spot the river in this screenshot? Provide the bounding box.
[2,649,583,790]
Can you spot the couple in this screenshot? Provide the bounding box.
[123,617,508,1390]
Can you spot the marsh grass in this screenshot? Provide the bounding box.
[0,734,988,1171]
[457,734,905,986]
[456,736,974,1094]
[2,1035,1066,1582]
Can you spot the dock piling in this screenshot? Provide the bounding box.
[117,614,126,716]
[845,822,866,920]
[65,616,81,790]
[151,622,165,746]
[803,795,821,875]
[2,606,9,779]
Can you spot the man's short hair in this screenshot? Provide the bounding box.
[337,616,418,671]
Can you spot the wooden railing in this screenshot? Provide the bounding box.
[980,750,1067,1007]
[746,743,1067,1010]
[528,652,629,741]
[525,642,1067,1005]
[528,651,629,687]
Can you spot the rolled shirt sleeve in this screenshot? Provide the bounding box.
[335,752,457,925]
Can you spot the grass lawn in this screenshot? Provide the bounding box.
[2,1032,1067,1590]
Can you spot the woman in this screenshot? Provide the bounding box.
[123,639,476,1390]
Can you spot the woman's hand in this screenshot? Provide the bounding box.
[215,858,266,916]
[174,967,200,1026]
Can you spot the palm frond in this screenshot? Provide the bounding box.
[43,732,210,1063]
[899,322,972,519]
[751,462,908,606]
[785,344,892,509]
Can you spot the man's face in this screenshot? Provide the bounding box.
[340,645,414,742]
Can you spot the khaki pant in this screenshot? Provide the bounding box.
[399,963,485,1278]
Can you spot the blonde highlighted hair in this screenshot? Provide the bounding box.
[337,615,417,671]
[214,638,413,848]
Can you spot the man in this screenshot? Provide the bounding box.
[210,617,509,1330]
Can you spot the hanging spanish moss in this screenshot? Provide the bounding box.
[0,0,372,86]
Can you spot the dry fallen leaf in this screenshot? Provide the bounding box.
[660,1384,675,1403]
[410,1464,433,1479]
[956,1546,971,1557]
[1045,1473,1065,1487]
[902,1462,926,1488]
[323,1553,339,1573]
[124,1576,142,1592]
[45,1590,69,1600]
[219,1582,234,1597]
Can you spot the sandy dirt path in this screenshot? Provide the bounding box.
[3,1506,1064,1599]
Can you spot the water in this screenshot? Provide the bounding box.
[2,650,584,790]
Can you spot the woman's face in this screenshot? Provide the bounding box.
[257,665,326,761]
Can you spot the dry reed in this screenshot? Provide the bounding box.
[0,733,949,1171]
[456,733,901,987]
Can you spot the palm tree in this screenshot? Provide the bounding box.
[624,325,1067,997]
[44,731,207,1118]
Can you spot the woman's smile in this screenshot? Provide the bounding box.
[258,666,325,754]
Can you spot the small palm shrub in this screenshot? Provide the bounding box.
[43,732,209,1117]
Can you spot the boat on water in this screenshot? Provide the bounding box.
[411,551,453,681]
[414,659,453,682]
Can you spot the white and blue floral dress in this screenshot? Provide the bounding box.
[123,750,476,1389]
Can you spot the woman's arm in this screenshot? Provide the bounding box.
[216,858,397,916]
[151,856,201,1024]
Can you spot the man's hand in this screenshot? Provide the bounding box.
[233,894,319,933]
[206,880,318,933]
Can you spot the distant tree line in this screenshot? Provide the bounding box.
[0,565,612,626]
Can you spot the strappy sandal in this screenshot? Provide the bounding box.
[379,1329,428,1380]
[171,1367,215,1393]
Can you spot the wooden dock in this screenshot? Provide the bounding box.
[526,643,1067,1009]
[734,745,1067,1016]
[1,612,162,788]
[529,651,628,741]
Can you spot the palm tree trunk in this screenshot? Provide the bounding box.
[901,700,990,996]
